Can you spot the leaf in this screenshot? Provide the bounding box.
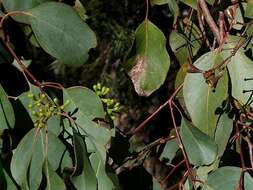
[47,131,68,171]
[169,29,201,65]
[63,87,105,120]
[0,84,15,131]
[0,161,7,190]
[63,87,111,161]
[151,0,179,24]
[18,84,41,123]
[2,0,54,23]
[204,167,253,190]
[180,118,217,166]
[124,20,170,96]
[11,128,39,186]
[90,153,118,190]
[180,0,214,9]
[11,127,68,188]
[29,130,44,190]
[168,0,179,24]
[160,139,179,163]
[44,161,66,190]
[180,0,197,9]
[183,52,228,136]
[225,50,253,106]
[71,132,97,190]
[153,178,163,190]
[245,2,253,19]
[26,2,97,66]
[47,115,61,136]
[150,0,169,5]
[196,159,219,185]
[214,114,233,158]
[12,59,31,72]
[4,171,18,190]
[3,0,53,11]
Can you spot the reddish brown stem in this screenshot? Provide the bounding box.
[198,0,221,44]
[131,84,183,134]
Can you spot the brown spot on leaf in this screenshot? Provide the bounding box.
[129,55,148,96]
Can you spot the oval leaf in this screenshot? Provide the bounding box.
[226,50,253,106]
[71,132,97,190]
[27,2,97,66]
[90,153,119,190]
[63,87,111,161]
[214,113,233,158]
[3,0,53,11]
[204,167,253,190]
[180,118,217,166]
[169,29,201,65]
[11,128,39,186]
[183,52,228,136]
[125,20,170,96]
[63,86,105,120]
[2,0,54,23]
[0,84,15,131]
[44,161,66,190]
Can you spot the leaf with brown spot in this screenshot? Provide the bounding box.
[124,20,170,96]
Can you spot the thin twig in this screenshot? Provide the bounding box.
[198,0,221,44]
[131,84,183,134]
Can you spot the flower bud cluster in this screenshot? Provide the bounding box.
[27,92,70,128]
[93,83,120,120]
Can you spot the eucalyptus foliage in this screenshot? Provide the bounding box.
[1,0,253,190]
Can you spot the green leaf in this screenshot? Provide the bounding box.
[2,0,54,23]
[27,2,97,66]
[18,84,41,123]
[183,52,228,136]
[160,139,179,163]
[63,87,111,161]
[63,87,105,120]
[44,161,66,190]
[12,59,31,72]
[4,171,18,190]
[225,50,253,106]
[90,153,118,190]
[214,114,233,158]
[151,0,179,24]
[47,115,61,136]
[153,178,163,190]
[204,167,253,190]
[124,20,170,96]
[47,131,68,171]
[11,128,39,186]
[0,161,7,190]
[245,3,253,19]
[150,0,169,5]
[3,0,53,11]
[11,127,68,188]
[180,0,214,9]
[0,84,15,131]
[71,132,97,190]
[169,29,201,65]
[180,0,197,9]
[196,159,219,186]
[168,0,179,24]
[29,130,44,190]
[180,118,217,166]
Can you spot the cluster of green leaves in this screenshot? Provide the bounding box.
[144,1,253,190]
[1,0,253,190]
[0,0,121,190]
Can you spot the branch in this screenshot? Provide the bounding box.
[198,0,221,45]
